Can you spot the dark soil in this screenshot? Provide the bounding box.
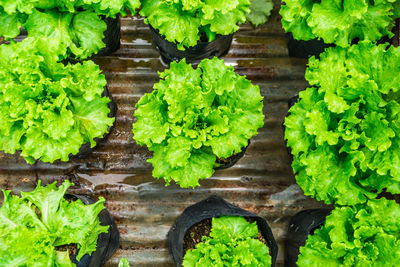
[183,217,269,257]
[183,219,212,254]
[57,244,78,259]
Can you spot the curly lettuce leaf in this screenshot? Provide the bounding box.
[133,58,264,188]
[285,42,400,205]
[77,0,140,17]
[0,8,24,39]
[0,224,55,266]
[21,180,109,261]
[149,144,216,188]
[118,258,131,267]
[394,1,400,18]
[183,216,271,267]
[210,216,259,242]
[280,0,316,41]
[0,0,139,57]
[0,0,37,14]
[308,0,395,47]
[24,9,107,59]
[0,38,114,164]
[141,0,250,49]
[247,0,274,26]
[0,0,140,16]
[201,0,250,36]
[0,180,109,266]
[232,239,272,266]
[141,1,201,50]
[280,0,398,46]
[298,198,400,266]
[55,252,76,267]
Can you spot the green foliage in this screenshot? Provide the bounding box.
[132,57,264,188]
[0,180,109,266]
[118,258,130,267]
[0,38,115,164]
[280,0,398,47]
[183,216,271,267]
[394,0,400,18]
[297,198,400,266]
[24,9,107,60]
[0,0,140,58]
[0,0,140,17]
[140,0,251,50]
[284,42,400,205]
[247,0,274,27]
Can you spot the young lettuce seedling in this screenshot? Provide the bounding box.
[0,180,109,266]
[297,198,400,266]
[183,216,272,267]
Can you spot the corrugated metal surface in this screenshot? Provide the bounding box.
[0,6,330,267]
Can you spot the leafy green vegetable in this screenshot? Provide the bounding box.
[0,7,25,39]
[394,1,400,18]
[280,0,398,47]
[132,57,264,188]
[24,9,107,60]
[284,42,400,205]
[118,258,131,267]
[0,0,140,58]
[140,0,251,50]
[0,180,109,266]
[247,0,274,27]
[0,0,140,17]
[0,37,115,164]
[78,0,141,17]
[183,216,271,267]
[297,198,400,266]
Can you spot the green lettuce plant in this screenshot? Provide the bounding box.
[132,57,264,188]
[0,180,109,266]
[139,0,251,50]
[395,1,400,19]
[280,0,399,47]
[119,258,130,267]
[0,0,141,59]
[247,0,274,27]
[297,197,400,266]
[284,42,400,205]
[0,38,115,164]
[183,216,271,267]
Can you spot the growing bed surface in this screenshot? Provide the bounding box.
[0,6,343,267]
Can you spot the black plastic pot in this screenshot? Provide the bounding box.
[215,142,249,170]
[70,86,117,159]
[287,33,331,59]
[149,26,234,64]
[97,16,121,56]
[287,31,396,59]
[285,209,331,267]
[167,195,278,267]
[65,194,120,267]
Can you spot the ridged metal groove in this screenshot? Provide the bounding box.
[0,7,328,267]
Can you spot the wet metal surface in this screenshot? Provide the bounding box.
[0,7,328,267]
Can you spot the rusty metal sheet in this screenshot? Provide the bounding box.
[0,6,328,267]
